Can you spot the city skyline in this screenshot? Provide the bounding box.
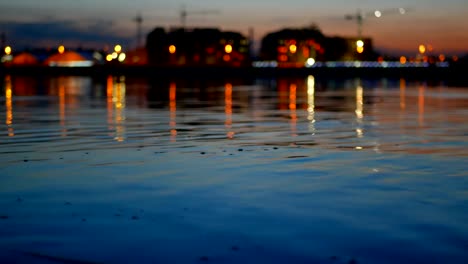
[1,0,468,56]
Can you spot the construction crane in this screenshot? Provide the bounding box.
[180,6,220,29]
[133,12,143,47]
[345,7,408,39]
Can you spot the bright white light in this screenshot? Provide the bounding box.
[118,53,126,62]
[374,10,382,18]
[112,52,118,59]
[356,40,364,48]
[305,58,315,67]
[399,8,406,15]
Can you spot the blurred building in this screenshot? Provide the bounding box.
[260,26,377,66]
[146,27,250,66]
[260,26,326,67]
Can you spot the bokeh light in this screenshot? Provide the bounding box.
[169,45,176,54]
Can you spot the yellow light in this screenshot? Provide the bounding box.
[106,54,113,62]
[225,44,233,54]
[112,52,118,59]
[419,44,426,54]
[289,44,297,54]
[169,45,176,54]
[356,40,364,48]
[4,46,12,55]
[114,45,122,53]
[118,53,126,62]
[357,46,364,54]
[400,56,407,64]
[58,45,65,54]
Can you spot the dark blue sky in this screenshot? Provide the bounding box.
[1,0,467,55]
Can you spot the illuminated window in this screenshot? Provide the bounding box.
[289,44,297,54]
[225,44,233,54]
[169,45,176,54]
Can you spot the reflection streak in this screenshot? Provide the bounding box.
[400,78,406,110]
[355,82,364,138]
[106,76,126,142]
[418,84,425,126]
[170,82,177,142]
[307,75,315,134]
[5,75,14,137]
[59,84,67,137]
[289,83,297,137]
[225,83,234,139]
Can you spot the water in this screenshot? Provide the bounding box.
[0,75,467,263]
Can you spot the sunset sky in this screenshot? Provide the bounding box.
[1,0,467,56]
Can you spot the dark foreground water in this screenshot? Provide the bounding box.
[0,75,467,263]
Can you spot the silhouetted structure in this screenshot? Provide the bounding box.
[260,26,377,65]
[261,26,326,67]
[146,27,250,66]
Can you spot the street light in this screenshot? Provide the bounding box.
[4,46,12,55]
[114,45,122,53]
[418,44,426,54]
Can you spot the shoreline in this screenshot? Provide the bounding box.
[0,64,466,84]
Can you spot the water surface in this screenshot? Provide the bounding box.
[0,75,467,263]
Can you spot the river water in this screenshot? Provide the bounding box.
[0,75,467,263]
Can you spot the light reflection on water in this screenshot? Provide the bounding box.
[0,75,467,263]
